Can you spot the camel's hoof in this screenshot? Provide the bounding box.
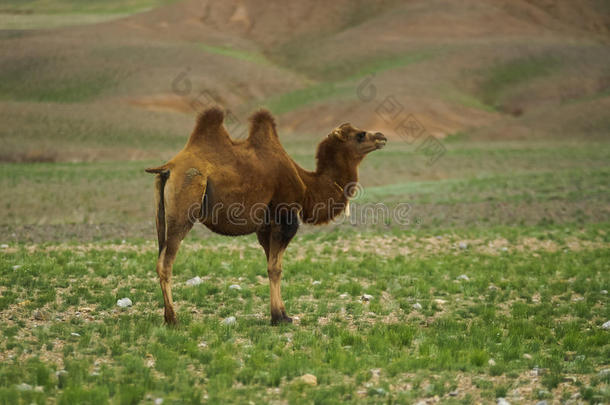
[164,315,178,326]
[270,315,293,326]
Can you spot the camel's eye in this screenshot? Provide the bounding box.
[356,132,366,142]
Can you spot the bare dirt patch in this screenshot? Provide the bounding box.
[7,233,607,259]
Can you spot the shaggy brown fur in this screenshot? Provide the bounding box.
[146,107,386,325]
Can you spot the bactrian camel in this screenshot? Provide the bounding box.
[146,107,387,325]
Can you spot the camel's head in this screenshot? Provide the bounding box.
[329,123,387,158]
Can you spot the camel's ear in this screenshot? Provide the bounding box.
[329,123,350,141]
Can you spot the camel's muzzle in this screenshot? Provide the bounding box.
[374,132,387,149]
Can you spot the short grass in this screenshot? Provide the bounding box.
[440,88,496,113]
[0,226,608,404]
[0,64,118,103]
[0,102,189,161]
[314,49,439,83]
[1,139,608,241]
[265,82,354,115]
[0,0,177,29]
[0,0,176,15]
[478,55,561,109]
[263,49,438,114]
[0,14,134,30]
[196,44,271,67]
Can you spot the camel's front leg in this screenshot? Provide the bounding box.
[261,214,298,325]
[268,241,290,324]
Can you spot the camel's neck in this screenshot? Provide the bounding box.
[296,154,360,225]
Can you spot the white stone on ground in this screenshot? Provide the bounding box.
[223,316,236,325]
[70,332,80,337]
[412,302,422,310]
[457,274,470,281]
[229,284,241,290]
[601,320,610,330]
[497,398,510,405]
[299,374,317,386]
[117,298,132,308]
[458,242,468,249]
[531,367,546,376]
[312,280,321,285]
[186,276,202,286]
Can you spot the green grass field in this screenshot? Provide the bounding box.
[1,225,608,404]
[0,138,608,404]
[1,0,609,403]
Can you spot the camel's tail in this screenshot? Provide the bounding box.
[146,165,170,256]
[145,164,170,174]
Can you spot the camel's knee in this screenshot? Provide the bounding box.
[158,272,172,284]
[155,259,165,279]
[156,261,172,285]
[267,265,282,282]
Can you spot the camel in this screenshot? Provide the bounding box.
[145,107,387,325]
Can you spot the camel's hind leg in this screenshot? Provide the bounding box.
[156,228,192,325]
[154,168,204,325]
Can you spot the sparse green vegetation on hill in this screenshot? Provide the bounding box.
[479,55,561,110]
[0,0,176,15]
